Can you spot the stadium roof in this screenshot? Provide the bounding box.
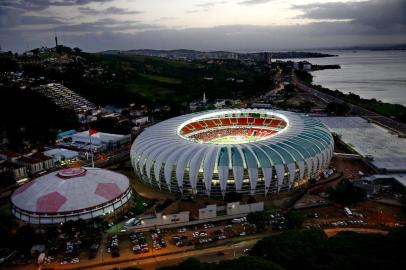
[317,117,406,172]
[131,109,334,193]
[11,167,130,214]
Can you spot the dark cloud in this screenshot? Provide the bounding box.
[5,20,404,53]
[0,0,113,11]
[49,18,159,33]
[0,6,65,28]
[238,0,273,5]
[293,0,406,28]
[0,0,405,52]
[78,6,142,15]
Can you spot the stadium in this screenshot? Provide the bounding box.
[131,109,334,197]
[11,167,132,225]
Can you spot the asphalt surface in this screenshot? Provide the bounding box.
[79,238,258,270]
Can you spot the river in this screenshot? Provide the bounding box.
[279,50,406,106]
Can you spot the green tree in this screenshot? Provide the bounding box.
[327,179,366,205]
[247,211,269,232]
[326,102,350,116]
[285,210,304,229]
[158,256,284,270]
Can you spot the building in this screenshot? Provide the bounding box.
[128,201,264,230]
[57,129,77,140]
[317,117,406,172]
[70,130,131,151]
[11,167,132,225]
[43,148,79,163]
[132,116,149,126]
[0,160,28,180]
[35,84,96,115]
[131,109,334,197]
[16,153,54,175]
[0,150,20,162]
[261,52,272,65]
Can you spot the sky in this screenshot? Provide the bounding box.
[0,0,405,52]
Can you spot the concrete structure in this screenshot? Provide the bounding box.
[130,201,263,230]
[199,204,218,220]
[226,201,264,216]
[131,109,334,197]
[11,167,132,225]
[36,84,96,114]
[43,148,79,163]
[199,201,264,219]
[137,211,190,228]
[71,130,131,151]
[133,116,149,126]
[360,174,406,190]
[317,117,406,172]
[0,160,28,180]
[16,153,54,175]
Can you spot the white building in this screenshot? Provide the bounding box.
[132,116,149,126]
[43,148,79,163]
[71,131,131,150]
[11,167,132,225]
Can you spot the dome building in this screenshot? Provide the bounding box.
[11,167,132,224]
[131,109,334,197]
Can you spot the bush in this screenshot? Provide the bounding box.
[327,179,365,205]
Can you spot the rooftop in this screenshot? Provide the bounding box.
[317,117,406,172]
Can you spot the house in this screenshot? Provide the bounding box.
[0,160,28,180]
[16,153,54,175]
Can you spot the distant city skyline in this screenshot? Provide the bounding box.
[0,0,405,52]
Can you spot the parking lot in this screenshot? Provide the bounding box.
[49,217,257,268]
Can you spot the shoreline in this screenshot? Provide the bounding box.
[295,70,406,125]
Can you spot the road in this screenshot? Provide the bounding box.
[324,227,388,237]
[69,238,258,270]
[293,75,406,134]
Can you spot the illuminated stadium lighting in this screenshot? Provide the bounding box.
[131,109,334,197]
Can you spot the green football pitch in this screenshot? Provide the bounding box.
[209,135,259,144]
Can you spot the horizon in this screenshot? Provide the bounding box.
[1,0,405,53]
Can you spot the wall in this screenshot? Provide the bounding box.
[226,202,264,216]
[136,211,190,228]
[198,204,217,220]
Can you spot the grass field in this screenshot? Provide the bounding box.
[209,135,259,144]
[140,73,182,84]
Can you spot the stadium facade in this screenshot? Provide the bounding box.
[131,109,334,197]
[11,167,132,224]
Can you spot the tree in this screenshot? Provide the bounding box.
[325,102,350,116]
[158,256,284,270]
[247,211,269,232]
[285,210,304,229]
[284,84,295,93]
[327,179,366,205]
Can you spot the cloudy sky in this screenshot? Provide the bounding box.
[0,0,405,52]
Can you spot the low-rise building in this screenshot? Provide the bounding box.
[16,153,54,175]
[71,130,131,150]
[0,160,28,180]
[132,116,149,126]
[43,148,79,163]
